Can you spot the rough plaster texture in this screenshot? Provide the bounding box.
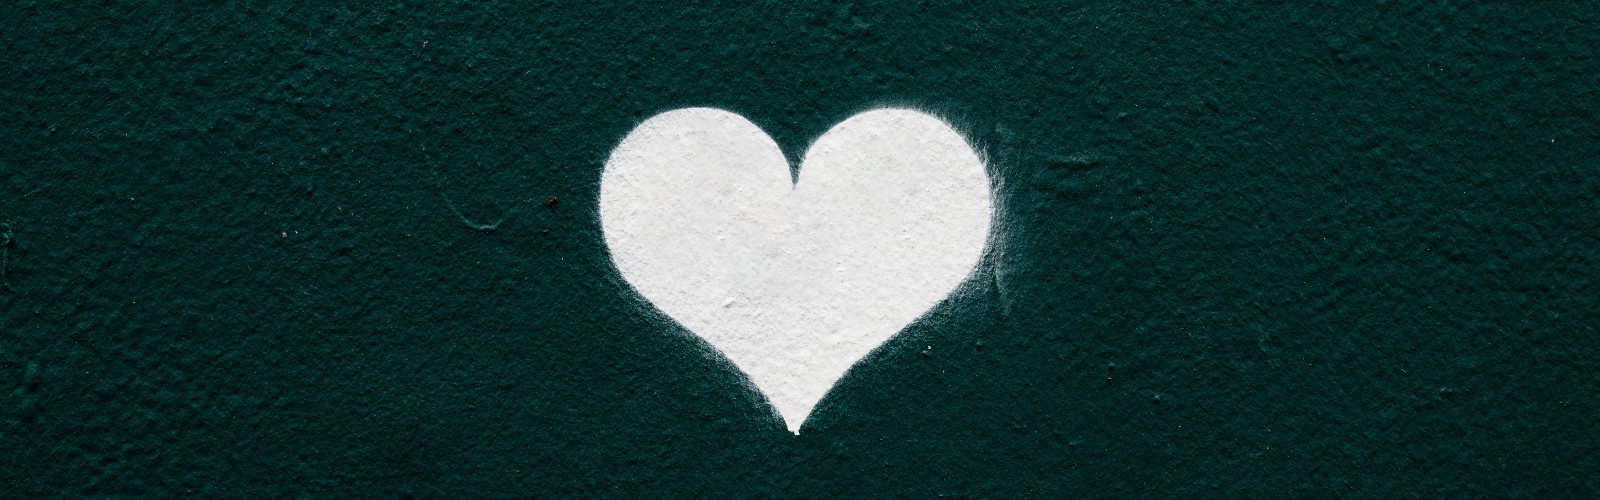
[2,0,1599,497]
[601,108,990,433]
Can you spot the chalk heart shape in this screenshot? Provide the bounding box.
[600,108,991,433]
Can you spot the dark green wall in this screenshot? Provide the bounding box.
[2,0,1597,496]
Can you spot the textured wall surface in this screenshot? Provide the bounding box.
[2,1,1597,496]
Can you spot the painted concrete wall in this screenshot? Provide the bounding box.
[2,0,1597,496]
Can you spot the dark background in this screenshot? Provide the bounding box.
[3,0,1597,496]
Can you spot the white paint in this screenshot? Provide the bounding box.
[600,108,991,433]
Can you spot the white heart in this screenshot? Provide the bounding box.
[600,108,992,433]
